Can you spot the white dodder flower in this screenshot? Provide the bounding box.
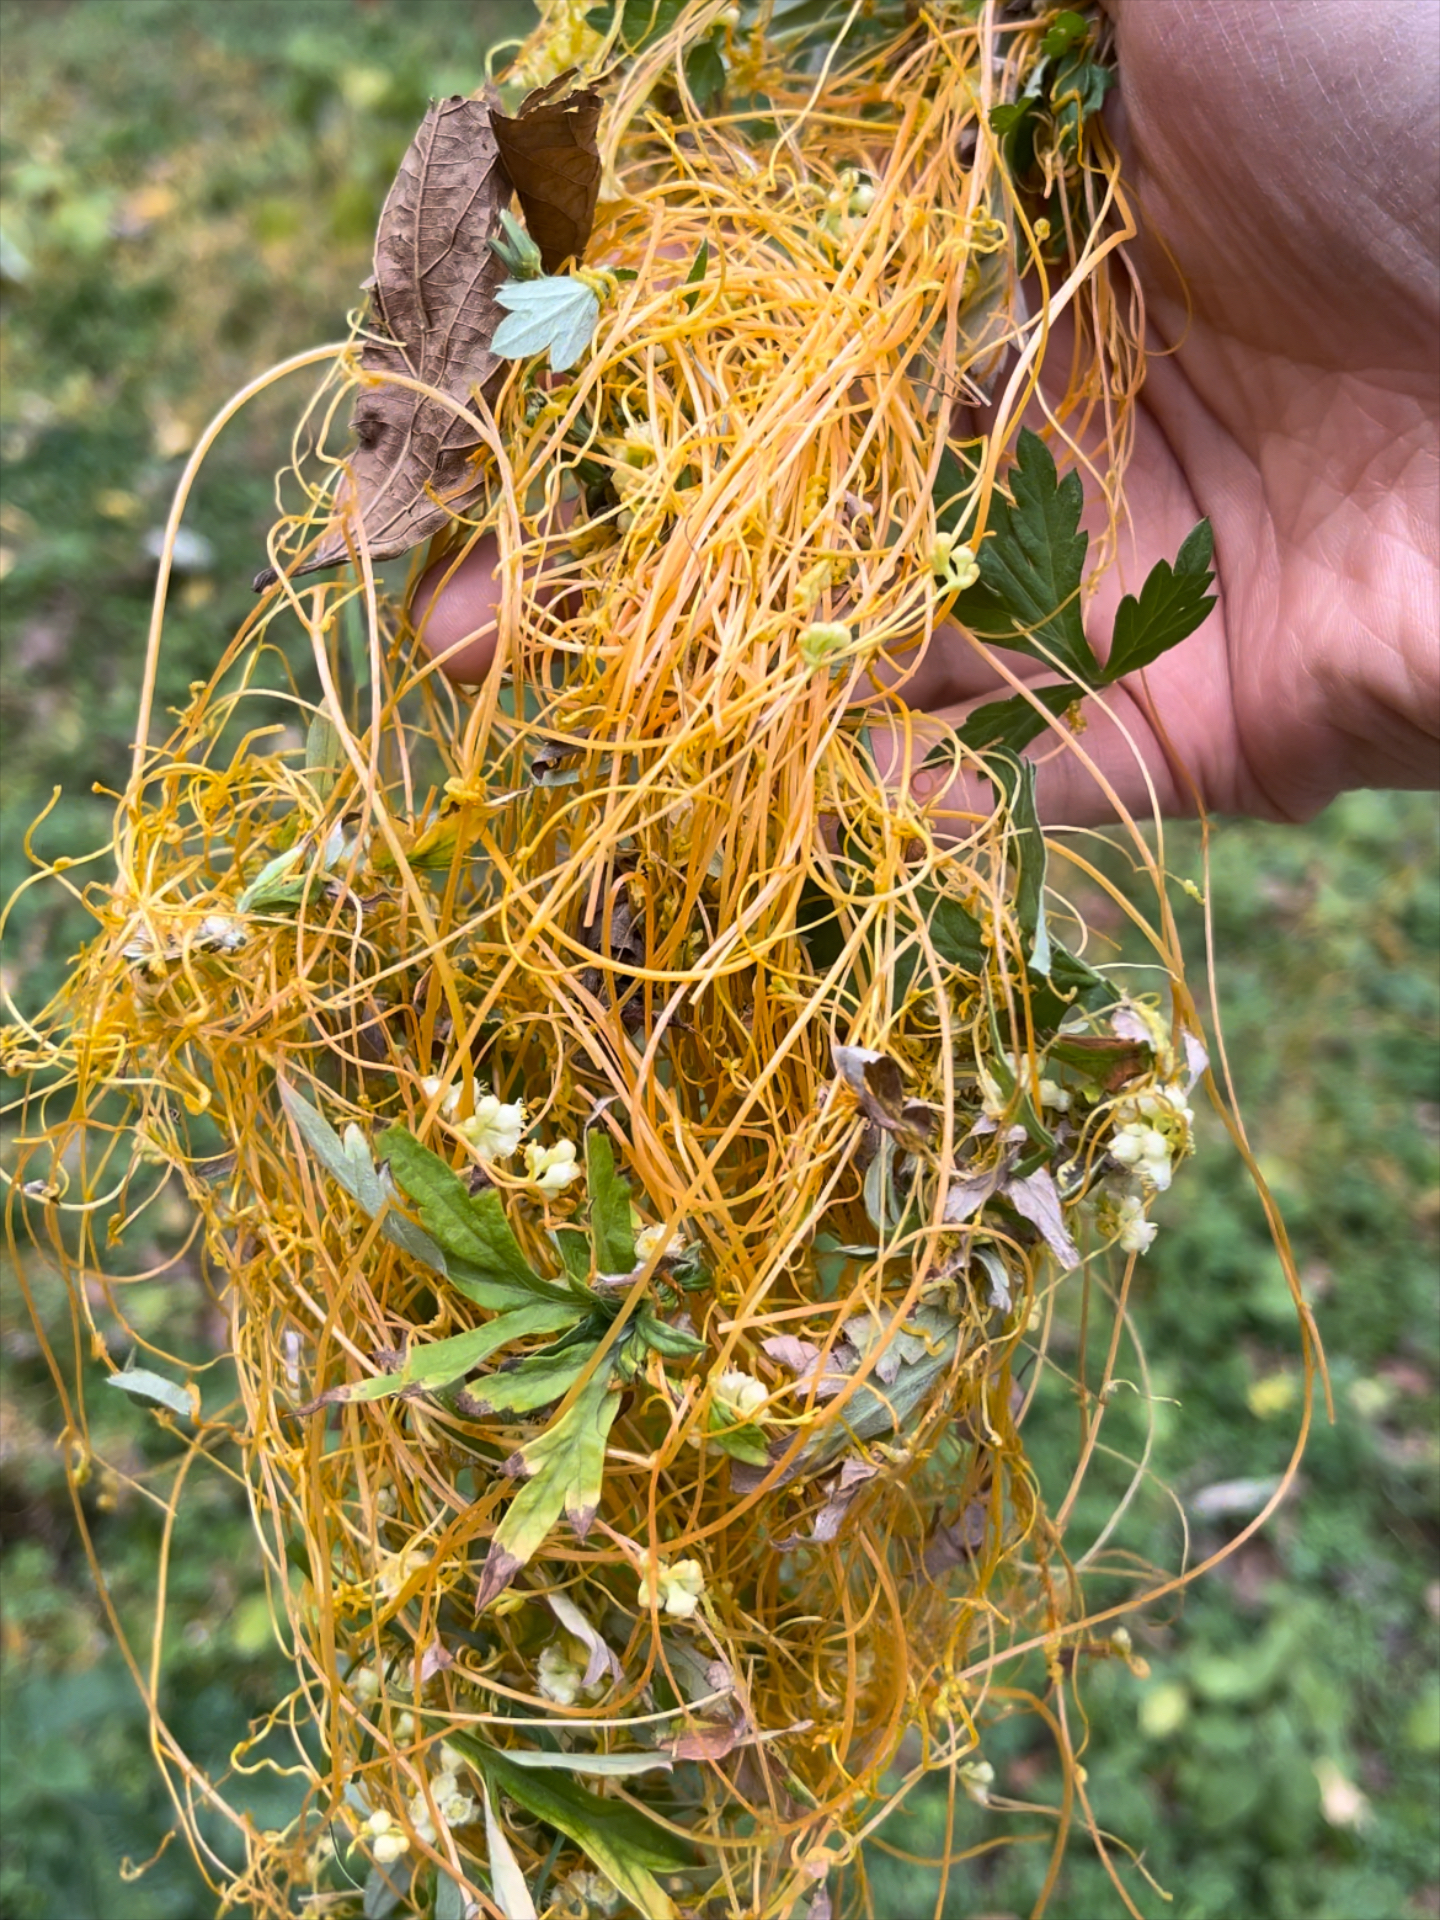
[364,1811,409,1865]
[1095,1190,1158,1256]
[638,1558,706,1619]
[635,1221,686,1262]
[536,1639,587,1706]
[1109,1083,1194,1192]
[458,1092,526,1161]
[713,1367,768,1422]
[524,1138,581,1194]
[420,1073,462,1120]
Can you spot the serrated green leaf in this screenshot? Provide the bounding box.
[950,429,1100,685]
[451,1734,691,1919]
[475,1364,621,1605]
[307,1301,583,1408]
[956,680,1079,756]
[634,1310,707,1360]
[468,1342,599,1416]
[492,276,600,374]
[795,1307,961,1477]
[1103,518,1216,682]
[586,1129,635,1275]
[379,1126,574,1307]
[105,1367,196,1420]
[279,1082,453,1276]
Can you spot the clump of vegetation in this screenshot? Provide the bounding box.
[1,3,1328,1916]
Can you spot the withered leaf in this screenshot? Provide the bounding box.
[490,72,603,276]
[1003,1165,1081,1270]
[832,1043,937,1151]
[255,96,510,592]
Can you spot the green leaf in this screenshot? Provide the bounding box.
[921,888,987,975]
[681,236,709,311]
[950,429,1100,685]
[491,1748,675,1777]
[586,1129,636,1275]
[956,680,1078,757]
[1103,518,1216,682]
[105,1366,196,1421]
[488,207,544,281]
[683,31,725,106]
[475,1364,621,1606]
[454,1736,687,1920]
[1050,45,1114,150]
[932,435,983,542]
[237,841,313,914]
[553,1225,593,1285]
[467,1341,598,1417]
[634,1310,707,1360]
[687,34,725,109]
[304,710,342,801]
[610,0,687,49]
[789,1307,961,1479]
[989,95,1039,176]
[304,1302,583,1409]
[279,1083,452,1277]
[379,1126,574,1307]
[709,1421,772,1467]
[492,276,600,374]
[478,1782,537,1920]
[1043,8,1088,56]
[362,1862,411,1920]
[987,750,1053,977]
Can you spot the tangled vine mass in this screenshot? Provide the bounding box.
[1,3,1315,1917]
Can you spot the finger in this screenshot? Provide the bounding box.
[871,678,1198,831]
[411,535,503,685]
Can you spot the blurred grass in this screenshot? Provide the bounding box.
[1,4,1436,1916]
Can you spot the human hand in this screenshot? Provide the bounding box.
[414,0,1439,824]
[914,0,1438,823]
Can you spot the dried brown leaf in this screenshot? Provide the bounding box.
[1003,1165,1081,1270]
[255,96,510,591]
[831,1043,936,1150]
[490,72,603,276]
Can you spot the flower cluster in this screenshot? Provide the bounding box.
[524,1138,581,1194]
[638,1558,706,1620]
[1094,1188,1158,1256]
[405,1748,478,1848]
[1108,1083,1194,1192]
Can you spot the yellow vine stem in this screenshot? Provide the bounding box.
[0,4,1314,1916]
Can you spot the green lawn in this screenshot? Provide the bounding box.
[2,5,1436,1916]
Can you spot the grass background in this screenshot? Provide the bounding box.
[1,3,1436,1915]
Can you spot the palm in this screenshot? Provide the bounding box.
[419,3,1438,823]
[914,0,1439,822]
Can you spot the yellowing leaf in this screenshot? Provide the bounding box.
[476,1362,620,1607]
